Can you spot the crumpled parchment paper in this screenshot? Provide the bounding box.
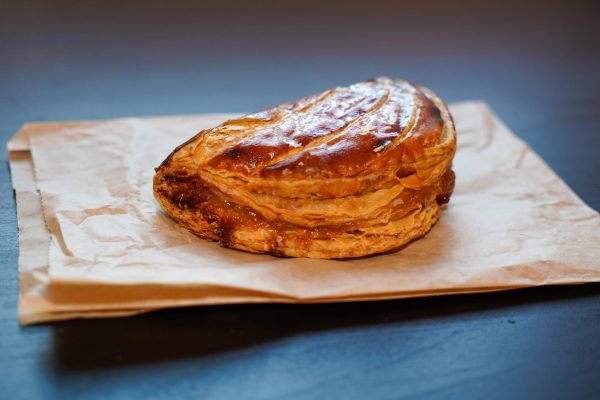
[8,102,600,325]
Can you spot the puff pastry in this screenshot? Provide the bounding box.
[153,77,456,258]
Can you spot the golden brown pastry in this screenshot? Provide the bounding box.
[153,77,456,258]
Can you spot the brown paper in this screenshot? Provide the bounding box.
[9,102,600,325]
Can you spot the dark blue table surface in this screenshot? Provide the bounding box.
[1,1,599,399]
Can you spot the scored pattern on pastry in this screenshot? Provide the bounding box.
[154,77,456,258]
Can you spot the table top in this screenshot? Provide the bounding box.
[1,1,599,399]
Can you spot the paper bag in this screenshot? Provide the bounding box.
[8,102,600,324]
